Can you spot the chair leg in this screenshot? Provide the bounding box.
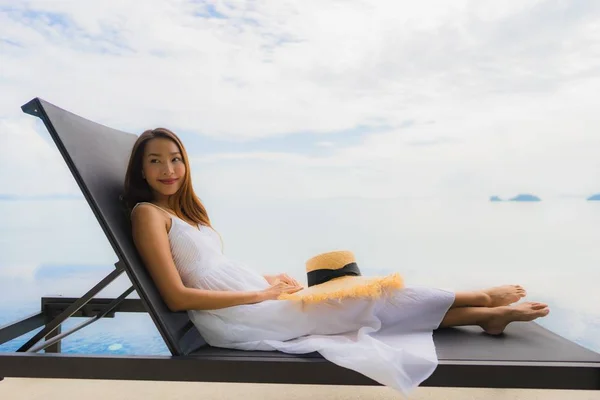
[17,267,124,352]
[45,324,62,353]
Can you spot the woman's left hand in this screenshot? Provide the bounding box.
[264,273,302,288]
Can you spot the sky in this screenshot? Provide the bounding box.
[1,0,600,201]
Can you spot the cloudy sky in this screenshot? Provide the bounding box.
[1,0,600,200]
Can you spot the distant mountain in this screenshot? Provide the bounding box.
[510,194,541,202]
[587,194,600,201]
[489,193,541,202]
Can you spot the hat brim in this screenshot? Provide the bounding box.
[279,273,404,304]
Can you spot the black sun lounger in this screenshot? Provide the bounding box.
[1,98,599,390]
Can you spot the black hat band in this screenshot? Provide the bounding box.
[307,262,362,287]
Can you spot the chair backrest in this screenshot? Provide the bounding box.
[22,98,206,356]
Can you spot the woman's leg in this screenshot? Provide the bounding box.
[451,285,527,308]
[452,291,490,308]
[439,301,550,335]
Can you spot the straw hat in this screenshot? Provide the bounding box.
[279,250,404,304]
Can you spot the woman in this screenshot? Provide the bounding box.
[122,128,550,395]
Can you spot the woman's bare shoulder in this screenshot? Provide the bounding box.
[130,202,171,233]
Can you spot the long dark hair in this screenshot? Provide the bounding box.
[121,128,213,228]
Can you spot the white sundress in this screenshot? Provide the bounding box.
[134,202,456,395]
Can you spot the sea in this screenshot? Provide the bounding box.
[1,197,599,355]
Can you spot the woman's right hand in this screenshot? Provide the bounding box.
[258,282,303,301]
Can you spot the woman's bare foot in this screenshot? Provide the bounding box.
[480,302,550,335]
[482,285,526,307]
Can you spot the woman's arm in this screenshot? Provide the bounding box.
[175,287,263,311]
[131,204,264,311]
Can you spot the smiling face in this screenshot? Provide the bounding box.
[142,137,186,202]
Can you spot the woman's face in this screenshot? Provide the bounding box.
[142,137,186,199]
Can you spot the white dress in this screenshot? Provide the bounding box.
[136,202,455,395]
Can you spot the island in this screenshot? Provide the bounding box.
[509,194,541,202]
[489,194,541,202]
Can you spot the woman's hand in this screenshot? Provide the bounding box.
[263,273,302,287]
[258,281,303,301]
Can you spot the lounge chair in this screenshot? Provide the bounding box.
[0,98,599,390]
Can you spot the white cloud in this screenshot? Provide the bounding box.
[0,1,600,198]
[190,83,600,200]
[0,118,80,196]
[315,141,334,148]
